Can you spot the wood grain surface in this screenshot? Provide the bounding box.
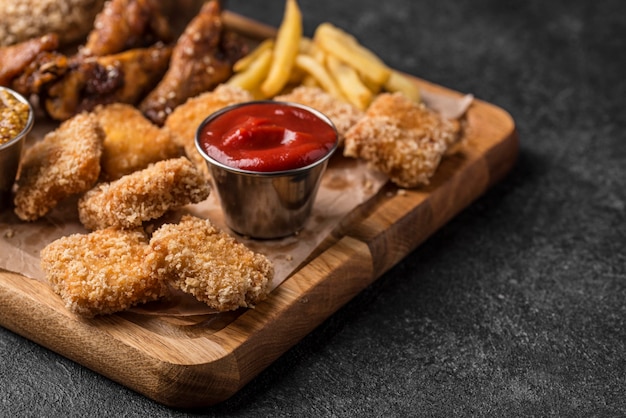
[0,16,518,408]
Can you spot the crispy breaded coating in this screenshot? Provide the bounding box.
[78,157,210,230]
[40,227,167,317]
[14,112,103,221]
[164,83,253,176]
[0,0,105,47]
[150,215,273,312]
[343,92,461,188]
[275,86,364,146]
[94,103,182,180]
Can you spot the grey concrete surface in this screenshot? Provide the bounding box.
[1,0,625,416]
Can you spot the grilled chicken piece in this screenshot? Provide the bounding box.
[44,44,172,121]
[139,0,248,125]
[83,0,173,56]
[0,34,59,87]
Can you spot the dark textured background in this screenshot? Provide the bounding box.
[1,0,625,416]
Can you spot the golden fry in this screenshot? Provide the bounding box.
[260,0,302,97]
[385,70,421,103]
[301,75,319,88]
[298,37,314,55]
[314,22,391,87]
[326,54,373,110]
[233,38,274,72]
[227,48,273,93]
[295,54,344,99]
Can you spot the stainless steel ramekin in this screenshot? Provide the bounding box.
[195,101,338,239]
[0,86,34,210]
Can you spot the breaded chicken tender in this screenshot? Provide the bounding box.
[14,112,103,221]
[40,227,167,317]
[164,83,253,176]
[0,0,105,47]
[275,86,364,146]
[94,103,182,180]
[78,157,210,230]
[344,92,461,188]
[150,215,273,312]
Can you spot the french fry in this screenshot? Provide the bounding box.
[286,38,314,84]
[233,38,274,73]
[294,54,344,100]
[227,48,273,94]
[309,43,327,66]
[384,70,421,103]
[314,22,391,87]
[228,1,413,109]
[260,0,302,97]
[326,54,372,110]
[298,37,314,55]
[360,75,382,96]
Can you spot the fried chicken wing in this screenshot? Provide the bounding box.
[83,0,173,56]
[10,51,69,96]
[94,103,182,180]
[14,112,104,221]
[149,215,273,312]
[44,44,172,121]
[140,0,248,125]
[0,34,59,87]
[78,157,210,230]
[343,92,461,188]
[41,227,168,318]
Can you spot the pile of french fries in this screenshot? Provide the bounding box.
[227,0,420,110]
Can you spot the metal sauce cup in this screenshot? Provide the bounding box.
[0,87,34,210]
[195,101,338,239]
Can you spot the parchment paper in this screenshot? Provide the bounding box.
[0,90,472,315]
[0,155,386,285]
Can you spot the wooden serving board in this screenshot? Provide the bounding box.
[0,80,517,407]
[0,14,518,408]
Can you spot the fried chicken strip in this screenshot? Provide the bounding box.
[41,227,168,318]
[150,215,273,312]
[94,103,182,180]
[0,0,105,47]
[78,157,210,230]
[14,112,104,221]
[343,92,461,188]
[140,0,248,125]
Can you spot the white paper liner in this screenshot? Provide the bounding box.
[0,155,387,307]
[0,89,472,317]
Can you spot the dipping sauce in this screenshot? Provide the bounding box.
[0,89,30,145]
[198,102,337,172]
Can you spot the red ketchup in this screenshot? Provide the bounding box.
[199,102,337,172]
